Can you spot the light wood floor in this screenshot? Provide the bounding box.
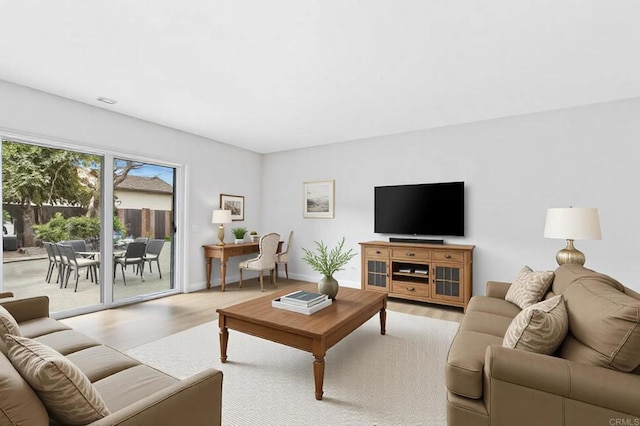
[61,278,464,351]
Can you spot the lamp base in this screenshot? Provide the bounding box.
[556,239,585,266]
[217,224,226,246]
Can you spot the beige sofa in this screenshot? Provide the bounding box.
[0,293,223,425]
[446,264,640,425]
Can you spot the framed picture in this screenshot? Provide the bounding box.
[303,180,335,219]
[220,194,245,221]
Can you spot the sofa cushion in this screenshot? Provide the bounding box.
[33,329,100,355]
[505,266,554,309]
[446,330,503,399]
[0,351,49,426]
[66,345,140,382]
[459,311,515,338]
[551,263,625,295]
[19,316,71,339]
[561,279,640,372]
[503,295,568,354]
[465,295,521,319]
[5,335,110,425]
[0,304,21,342]
[93,364,178,412]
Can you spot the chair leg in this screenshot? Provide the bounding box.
[239,269,243,288]
[259,271,264,292]
[285,263,289,280]
[140,262,144,282]
[156,260,162,279]
[64,267,72,289]
[74,270,80,292]
[121,263,127,285]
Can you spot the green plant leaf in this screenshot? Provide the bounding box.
[301,236,356,277]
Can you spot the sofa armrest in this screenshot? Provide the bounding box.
[0,296,49,323]
[485,281,511,299]
[485,345,640,417]
[91,368,223,426]
[0,292,13,299]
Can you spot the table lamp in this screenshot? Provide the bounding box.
[212,209,232,246]
[543,207,602,266]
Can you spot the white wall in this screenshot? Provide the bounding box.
[262,97,640,295]
[0,80,263,291]
[116,191,172,211]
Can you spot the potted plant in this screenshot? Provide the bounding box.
[249,230,259,242]
[301,236,356,300]
[231,227,247,244]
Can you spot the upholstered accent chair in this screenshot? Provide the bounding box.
[276,230,293,280]
[239,233,280,291]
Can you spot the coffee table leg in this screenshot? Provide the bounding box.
[313,355,325,400]
[379,306,386,335]
[219,326,228,363]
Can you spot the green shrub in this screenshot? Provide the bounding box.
[67,216,100,239]
[34,213,126,243]
[33,212,70,242]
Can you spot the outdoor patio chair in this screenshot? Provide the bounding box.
[114,241,146,285]
[135,237,149,244]
[43,242,62,284]
[56,243,100,292]
[62,239,88,252]
[143,239,165,279]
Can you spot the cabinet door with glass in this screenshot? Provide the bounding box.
[431,263,465,304]
[362,246,389,293]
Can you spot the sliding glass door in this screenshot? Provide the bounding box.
[1,139,103,312]
[1,138,178,316]
[112,159,175,302]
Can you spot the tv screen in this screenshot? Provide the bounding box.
[374,181,465,236]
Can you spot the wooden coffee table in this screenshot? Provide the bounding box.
[217,286,387,400]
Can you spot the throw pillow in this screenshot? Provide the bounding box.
[0,304,21,343]
[505,265,554,309]
[5,334,110,425]
[503,295,569,354]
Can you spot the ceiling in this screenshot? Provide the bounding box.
[1,1,640,154]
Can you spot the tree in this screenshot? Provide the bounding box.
[2,141,146,247]
[2,141,92,246]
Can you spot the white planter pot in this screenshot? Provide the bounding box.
[234,238,244,244]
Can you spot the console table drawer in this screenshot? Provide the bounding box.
[224,247,245,257]
[391,248,430,261]
[392,282,430,298]
[365,246,389,258]
[432,251,464,263]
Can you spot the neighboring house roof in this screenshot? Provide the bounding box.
[115,176,172,194]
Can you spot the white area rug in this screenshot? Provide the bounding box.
[125,310,459,426]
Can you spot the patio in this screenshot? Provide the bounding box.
[2,242,173,314]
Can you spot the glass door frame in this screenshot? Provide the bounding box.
[0,128,185,318]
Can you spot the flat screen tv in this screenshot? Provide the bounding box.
[374,181,464,236]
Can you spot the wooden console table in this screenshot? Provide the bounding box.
[203,241,282,291]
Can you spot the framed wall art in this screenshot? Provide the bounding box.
[220,194,245,221]
[303,180,335,219]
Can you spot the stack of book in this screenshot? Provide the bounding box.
[272,290,332,315]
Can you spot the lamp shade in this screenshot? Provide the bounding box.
[211,209,232,224]
[544,207,602,240]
